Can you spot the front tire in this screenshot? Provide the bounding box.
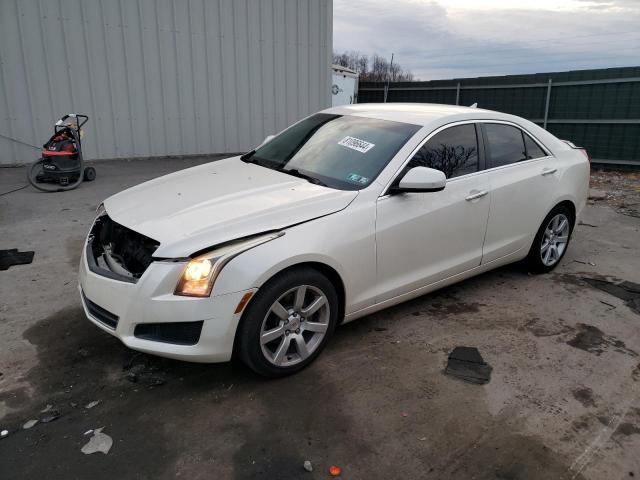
[525,205,574,273]
[237,267,339,377]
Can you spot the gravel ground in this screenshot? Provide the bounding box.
[589,170,640,219]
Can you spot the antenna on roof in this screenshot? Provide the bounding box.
[470,102,478,108]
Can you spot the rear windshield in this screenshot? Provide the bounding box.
[246,113,421,190]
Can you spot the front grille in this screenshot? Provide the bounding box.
[134,321,204,346]
[82,291,119,330]
[87,214,160,283]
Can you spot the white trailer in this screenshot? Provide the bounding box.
[331,64,359,106]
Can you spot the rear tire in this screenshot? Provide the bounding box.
[237,267,339,378]
[525,204,574,274]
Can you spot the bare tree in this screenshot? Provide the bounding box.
[411,143,477,178]
[333,51,415,82]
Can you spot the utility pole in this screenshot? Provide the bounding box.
[384,53,394,103]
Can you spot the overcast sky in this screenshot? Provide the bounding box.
[333,0,640,80]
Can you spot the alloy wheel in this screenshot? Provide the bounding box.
[260,285,330,367]
[540,213,570,267]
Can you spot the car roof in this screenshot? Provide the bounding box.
[322,102,569,151]
[322,102,515,126]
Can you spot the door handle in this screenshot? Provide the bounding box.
[541,167,557,176]
[465,190,488,201]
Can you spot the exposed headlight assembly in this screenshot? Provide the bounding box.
[174,232,283,297]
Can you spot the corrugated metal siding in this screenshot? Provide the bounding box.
[0,0,332,165]
[359,67,640,164]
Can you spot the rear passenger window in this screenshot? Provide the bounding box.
[406,124,478,178]
[485,124,527,167]
[523,133,547,159]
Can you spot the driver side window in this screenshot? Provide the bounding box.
[406,124,479,179]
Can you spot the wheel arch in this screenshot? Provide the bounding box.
[231,260,347,357]
[523,198,577,256]
[554,199,576,226]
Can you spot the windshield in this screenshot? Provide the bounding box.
[245,114,421,190]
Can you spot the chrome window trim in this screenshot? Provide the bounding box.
[379,119,553,198]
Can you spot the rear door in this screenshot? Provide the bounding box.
[375,123,491,302]
[480,122,560,264]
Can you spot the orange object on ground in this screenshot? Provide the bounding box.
[329,465,342,477]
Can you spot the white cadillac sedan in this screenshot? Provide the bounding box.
[79,103,589,376]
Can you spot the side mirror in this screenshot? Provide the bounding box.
[259,134,275,147]
[392,167,446,193]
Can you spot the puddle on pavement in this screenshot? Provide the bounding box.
[572,387,597,408]
[582,278,640,315]
[566,323,637,357]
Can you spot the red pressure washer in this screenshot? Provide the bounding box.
[27,114,95,192]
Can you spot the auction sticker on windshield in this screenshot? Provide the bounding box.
[338,136,375,153]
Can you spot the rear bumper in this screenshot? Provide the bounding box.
[78,243,255,363]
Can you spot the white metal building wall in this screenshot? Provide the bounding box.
[0,0,333,165]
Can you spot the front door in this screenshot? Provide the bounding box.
[375,123,491,303]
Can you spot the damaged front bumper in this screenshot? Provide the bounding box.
[78,235,255,363]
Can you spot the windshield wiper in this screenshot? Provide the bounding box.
[243,155,328,187]
[240,150,256,162]
[279,168,327,187]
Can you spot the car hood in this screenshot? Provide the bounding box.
[103,157,358,257]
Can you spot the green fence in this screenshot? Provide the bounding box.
[358,66,640,166]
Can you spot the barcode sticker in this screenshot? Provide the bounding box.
[338,136,375,153]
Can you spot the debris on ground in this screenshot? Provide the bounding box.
[81,428,113,455]
[573,260,596,266]
[303,460,313,472]
[85,400,101,409]
[1,430,8,438]
[122,354,167,388]
[126,371,166,387]
[40,404,53,413]
[583,278,640,315]
[600,300,616,310]
[0,249,35,270]
[40,410,61,423]
[329,465,342,477]
[22,419,38,430]
[578,221,598,228]
[445,346,492,384]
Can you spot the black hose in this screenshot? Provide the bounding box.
[27,156,85,192]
